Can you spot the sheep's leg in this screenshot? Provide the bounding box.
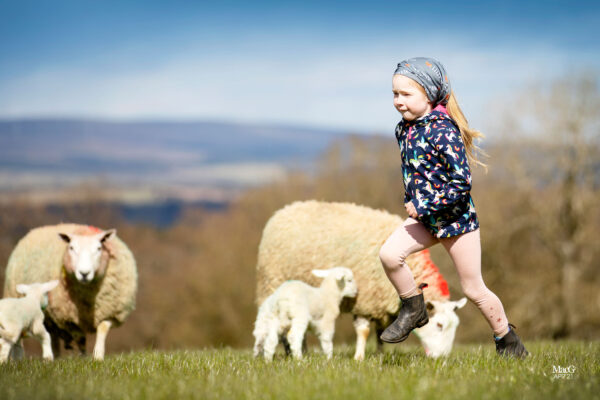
[288,318,309,359]
[353,316,371,361]
[0,338,12,363]
[280,334,291,356]
[93,320,112,360]
[32,319,54,361]
[76,336,87,355]
[51,334,61,358]
[375,319,386,353]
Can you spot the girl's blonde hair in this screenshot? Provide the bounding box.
[408,79,487,169]
[446,92,487,170]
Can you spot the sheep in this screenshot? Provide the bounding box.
[0,280,59,362]
[253,267,357,361]
[255,201,467,360]
[3,224,137,360]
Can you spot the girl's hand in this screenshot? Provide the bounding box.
[405,201,418,219]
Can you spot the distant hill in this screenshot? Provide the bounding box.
[0,119,351,202]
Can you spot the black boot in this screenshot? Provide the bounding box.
[495,324,529,359]
[380,289,429,344]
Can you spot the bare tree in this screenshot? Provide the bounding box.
[492,73,600,338]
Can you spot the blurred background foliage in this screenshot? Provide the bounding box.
[1,76,598,354]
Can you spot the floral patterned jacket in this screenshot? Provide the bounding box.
[395,105,479,238]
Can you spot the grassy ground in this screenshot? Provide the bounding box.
[0,341,598,400]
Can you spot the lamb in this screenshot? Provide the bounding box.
[256,201,467,360]
[3,224,137,360]
[0,280,59,362]
[253,267,357,361]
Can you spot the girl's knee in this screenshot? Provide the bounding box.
[379,243,407,271]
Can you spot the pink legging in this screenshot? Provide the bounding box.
[379,217,509,337]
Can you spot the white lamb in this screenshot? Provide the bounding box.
[0,280,59,362]
[253,267,357,361]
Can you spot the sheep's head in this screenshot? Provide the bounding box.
[413,297,467,358]
[312,267,358,299]
[16,280,59,309]
[58,229,116,284]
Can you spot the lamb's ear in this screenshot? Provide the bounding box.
[453,297,467,310]
[311,269,330,278]
[58,233,71,243]
[100,229,116,243]
[16,284,29,295]
[42,280,59,293]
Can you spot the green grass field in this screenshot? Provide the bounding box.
[0,341,598,400]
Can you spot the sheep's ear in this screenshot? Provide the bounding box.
[311,269,330,278]
[58,233,71,243]
[42,280,59,293]
[16,284,29,295]
[426,301,435,312]
[453,297,467,310]
[100,229,116,243]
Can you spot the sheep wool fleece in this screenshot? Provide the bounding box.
[256,201,450,323]
[396,104,479,238]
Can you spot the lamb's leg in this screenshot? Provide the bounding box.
[32,318,54,361]
[262,320,280,362]
[316,320,335,359]
[353,316,371,361]
[0,338,12,363]
[288,318,309,359]
[93,320,112,360]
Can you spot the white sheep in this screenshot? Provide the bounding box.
[256,201,467,360]
[0,280,59,362]
[253,267,357,361]
[3,224,137,360]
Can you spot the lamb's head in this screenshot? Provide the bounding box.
[312,267,358,299]
[413,297,467,358]
[16,280,59,309]
[58,229,116,283]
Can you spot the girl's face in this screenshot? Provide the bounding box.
[392,74,433,121]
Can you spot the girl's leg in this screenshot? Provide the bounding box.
[440,229,510,337]
[379,217,438,298]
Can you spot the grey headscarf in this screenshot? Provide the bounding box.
[394,57,451,106]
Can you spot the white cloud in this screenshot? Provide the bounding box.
[1,34,598,137]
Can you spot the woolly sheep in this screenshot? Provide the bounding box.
[255,201,467,360]
[0,280,59,362]
[3,224,137,360]
[253,267,357,361]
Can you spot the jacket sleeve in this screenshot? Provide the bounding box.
[411,120,472,217]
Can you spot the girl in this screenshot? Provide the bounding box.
[378,57,528,358]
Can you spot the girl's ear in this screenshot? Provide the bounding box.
[311,269,330,278]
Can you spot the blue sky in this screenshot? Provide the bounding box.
[1,0,599,133]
